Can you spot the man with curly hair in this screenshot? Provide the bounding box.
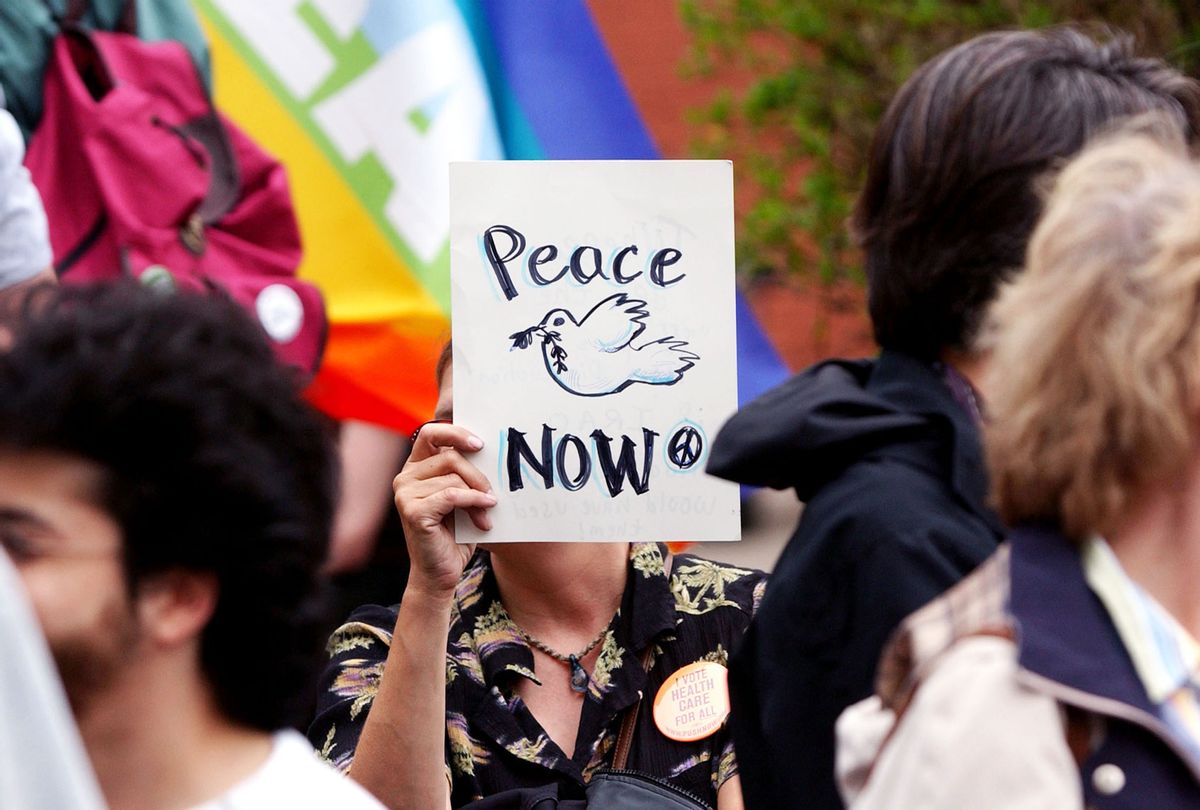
[0,283,383,809]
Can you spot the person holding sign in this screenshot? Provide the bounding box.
[309,349,765,810]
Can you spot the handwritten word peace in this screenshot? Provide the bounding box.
[483,224,685,301]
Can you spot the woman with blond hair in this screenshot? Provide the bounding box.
[836,125,1200,808]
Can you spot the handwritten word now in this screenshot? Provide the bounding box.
[507,424,657,497]
[505,422,703,497]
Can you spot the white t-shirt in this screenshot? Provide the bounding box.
[0,104,52,289]
[188,730,385,810]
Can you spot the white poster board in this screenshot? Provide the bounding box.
[450,160,740,543]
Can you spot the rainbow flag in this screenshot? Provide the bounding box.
[191,0,786,432]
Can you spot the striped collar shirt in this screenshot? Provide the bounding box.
[1082,536,1200,763]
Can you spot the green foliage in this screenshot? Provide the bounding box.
[682,0,1200,283]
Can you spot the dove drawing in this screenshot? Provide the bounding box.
[509,293,700,397]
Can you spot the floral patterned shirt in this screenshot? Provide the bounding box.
[308,543,767,807]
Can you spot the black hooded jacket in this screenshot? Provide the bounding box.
[708,350,1005,809]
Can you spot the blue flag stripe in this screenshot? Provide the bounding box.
[472,0,657,159]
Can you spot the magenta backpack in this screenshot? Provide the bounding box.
[25,16,326,373]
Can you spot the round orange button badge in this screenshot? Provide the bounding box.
[652,661,731,742]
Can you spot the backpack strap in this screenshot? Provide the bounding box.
[876,547,1014,714]
[872,546,1100,777]
[1062,704,1101,769]
[865,549,1017,782]
[56,0,137,34]
[64,0,88,23]
[612,644,656,770]
[612,551,673,770]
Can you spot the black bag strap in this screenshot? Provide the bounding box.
[612,552,673,770]
[46,0,137,34]
[612,645,655,770]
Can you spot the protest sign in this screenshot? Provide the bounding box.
[450,160,740,543]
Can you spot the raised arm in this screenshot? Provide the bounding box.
[348,424,495,810]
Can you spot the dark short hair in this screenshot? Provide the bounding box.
[852,27,1200,359]
[435,338,453,385]
[0,283,337,731]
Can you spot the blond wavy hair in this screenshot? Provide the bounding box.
[985,123,1200,540]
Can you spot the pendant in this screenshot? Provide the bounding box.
[568,654,589,693]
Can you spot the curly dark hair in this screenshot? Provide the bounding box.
[0,282,337,731]
[852,27,1200,360]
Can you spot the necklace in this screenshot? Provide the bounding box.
[516,622,611,693]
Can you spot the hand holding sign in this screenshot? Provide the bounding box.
[394,422,493,595]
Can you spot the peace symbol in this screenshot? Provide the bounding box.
[668,426,703,470]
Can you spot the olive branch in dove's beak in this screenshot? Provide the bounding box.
[509,326,561,351]
[509,326,540,350]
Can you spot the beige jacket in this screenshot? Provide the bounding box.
[835,531,1200,809]
[836,635,1083,809]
